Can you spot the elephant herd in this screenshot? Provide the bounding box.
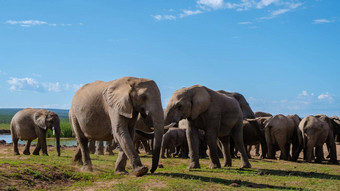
[10,77,340,177]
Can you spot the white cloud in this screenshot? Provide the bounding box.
[154,0,303,21]
[7,77,82,93]
[5,20,73,27]
[197,0,225,9]
[318,92,334,103]
[238,21,252,25]
[313,19,332,24]
[180,10,203,18]
[153,14,176,21]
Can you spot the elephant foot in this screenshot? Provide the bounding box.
[73,160,83,166]
[161,156,165,159]
[81,165,93,172]
[223,162,232,167]
[134,166,148,177]
[107,151,114,156]
[209,163,221,169]
[146,151,152,155]
[14,152,20,155]
[329,160,339,165]
[241,163,251,169]
[23,150,30,155]
[42,153,49,156]
[96,151,104,155]
[32,152,39,155]
[188,162,200,169]
[115,170,129,175]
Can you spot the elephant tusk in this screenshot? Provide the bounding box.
[164,122,176,130]
[52,126,55,135]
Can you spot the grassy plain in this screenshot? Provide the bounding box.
[0,145,339,191]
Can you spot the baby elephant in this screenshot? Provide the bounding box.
[161,128,188,158]
[10,108,61,156]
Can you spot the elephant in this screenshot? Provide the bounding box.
[265,114,301,160]
[133,114,153,155]
[161,128,188,158]
[294,115,339,164]
[217,90,255,119]
[88,140,116,155]
[164,85,251,169]
[69,77,164,176]
[10,108,61,156]
[254,111,272,118]
[242,118,268,159]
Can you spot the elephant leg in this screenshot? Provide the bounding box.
[255,144,260,156]
[315,145,323,163]
[115,148,129,175]
[265,128,276,159]
[161,146,166,158]
[105,140,115,155]
[88,140,96,154]
[231,121,251,168]
[38,130,48,156]
[72,145,83,165]
[327,135,339,164]
[187,124,200,169]
[246,145,251,159]
[219,136,231,167]
[279,143,289,161]
[141,139,152,155]
[23,140,32,155]
[205,122,221,169]
[113,123,147,177]
[33,141,41,155]
[95,141,104,155]
[13,137,20,155]
[134,140,141,154]
[305,140,314,163]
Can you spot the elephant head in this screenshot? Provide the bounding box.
[34,109,61,156]
[217,90,255,119]
[103,77,164,173]
[164,85,211,126]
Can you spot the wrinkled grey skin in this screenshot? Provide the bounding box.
[88,140,116,155]
[70,77,164,176]
[164,85,251,169]
[254,111,273,118]
[265,114,301,160]
[217,90,255,119]
[161,128,188,158]
[294,115,339,164]
[10,108,61,156]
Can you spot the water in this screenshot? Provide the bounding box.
[0,134,77,147]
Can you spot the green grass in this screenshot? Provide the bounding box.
[0,145,339,191]
[0,123,10,130]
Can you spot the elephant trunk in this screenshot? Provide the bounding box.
[150,113,164,173]
[55,122,61,157]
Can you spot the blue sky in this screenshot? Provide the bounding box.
[0,0,339,117]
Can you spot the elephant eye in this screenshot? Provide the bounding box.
[140,94,147,100]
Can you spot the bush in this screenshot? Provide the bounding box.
[47,122,74,138]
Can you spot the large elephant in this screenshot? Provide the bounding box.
[164,85,251,169]
[217,90,255,119]
[265,114,301,160]
[10,108,61,156]
[161,128,188,158]
[294,115,339,164]
[69,77,164,177]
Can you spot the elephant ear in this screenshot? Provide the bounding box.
[34,111,47,130]
[191,86,211,120]
[103,82,133,118]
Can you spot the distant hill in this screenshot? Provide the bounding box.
[0,108,69,123]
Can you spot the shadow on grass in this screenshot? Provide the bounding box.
[155,172,298,189]
[258,169,340,180]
